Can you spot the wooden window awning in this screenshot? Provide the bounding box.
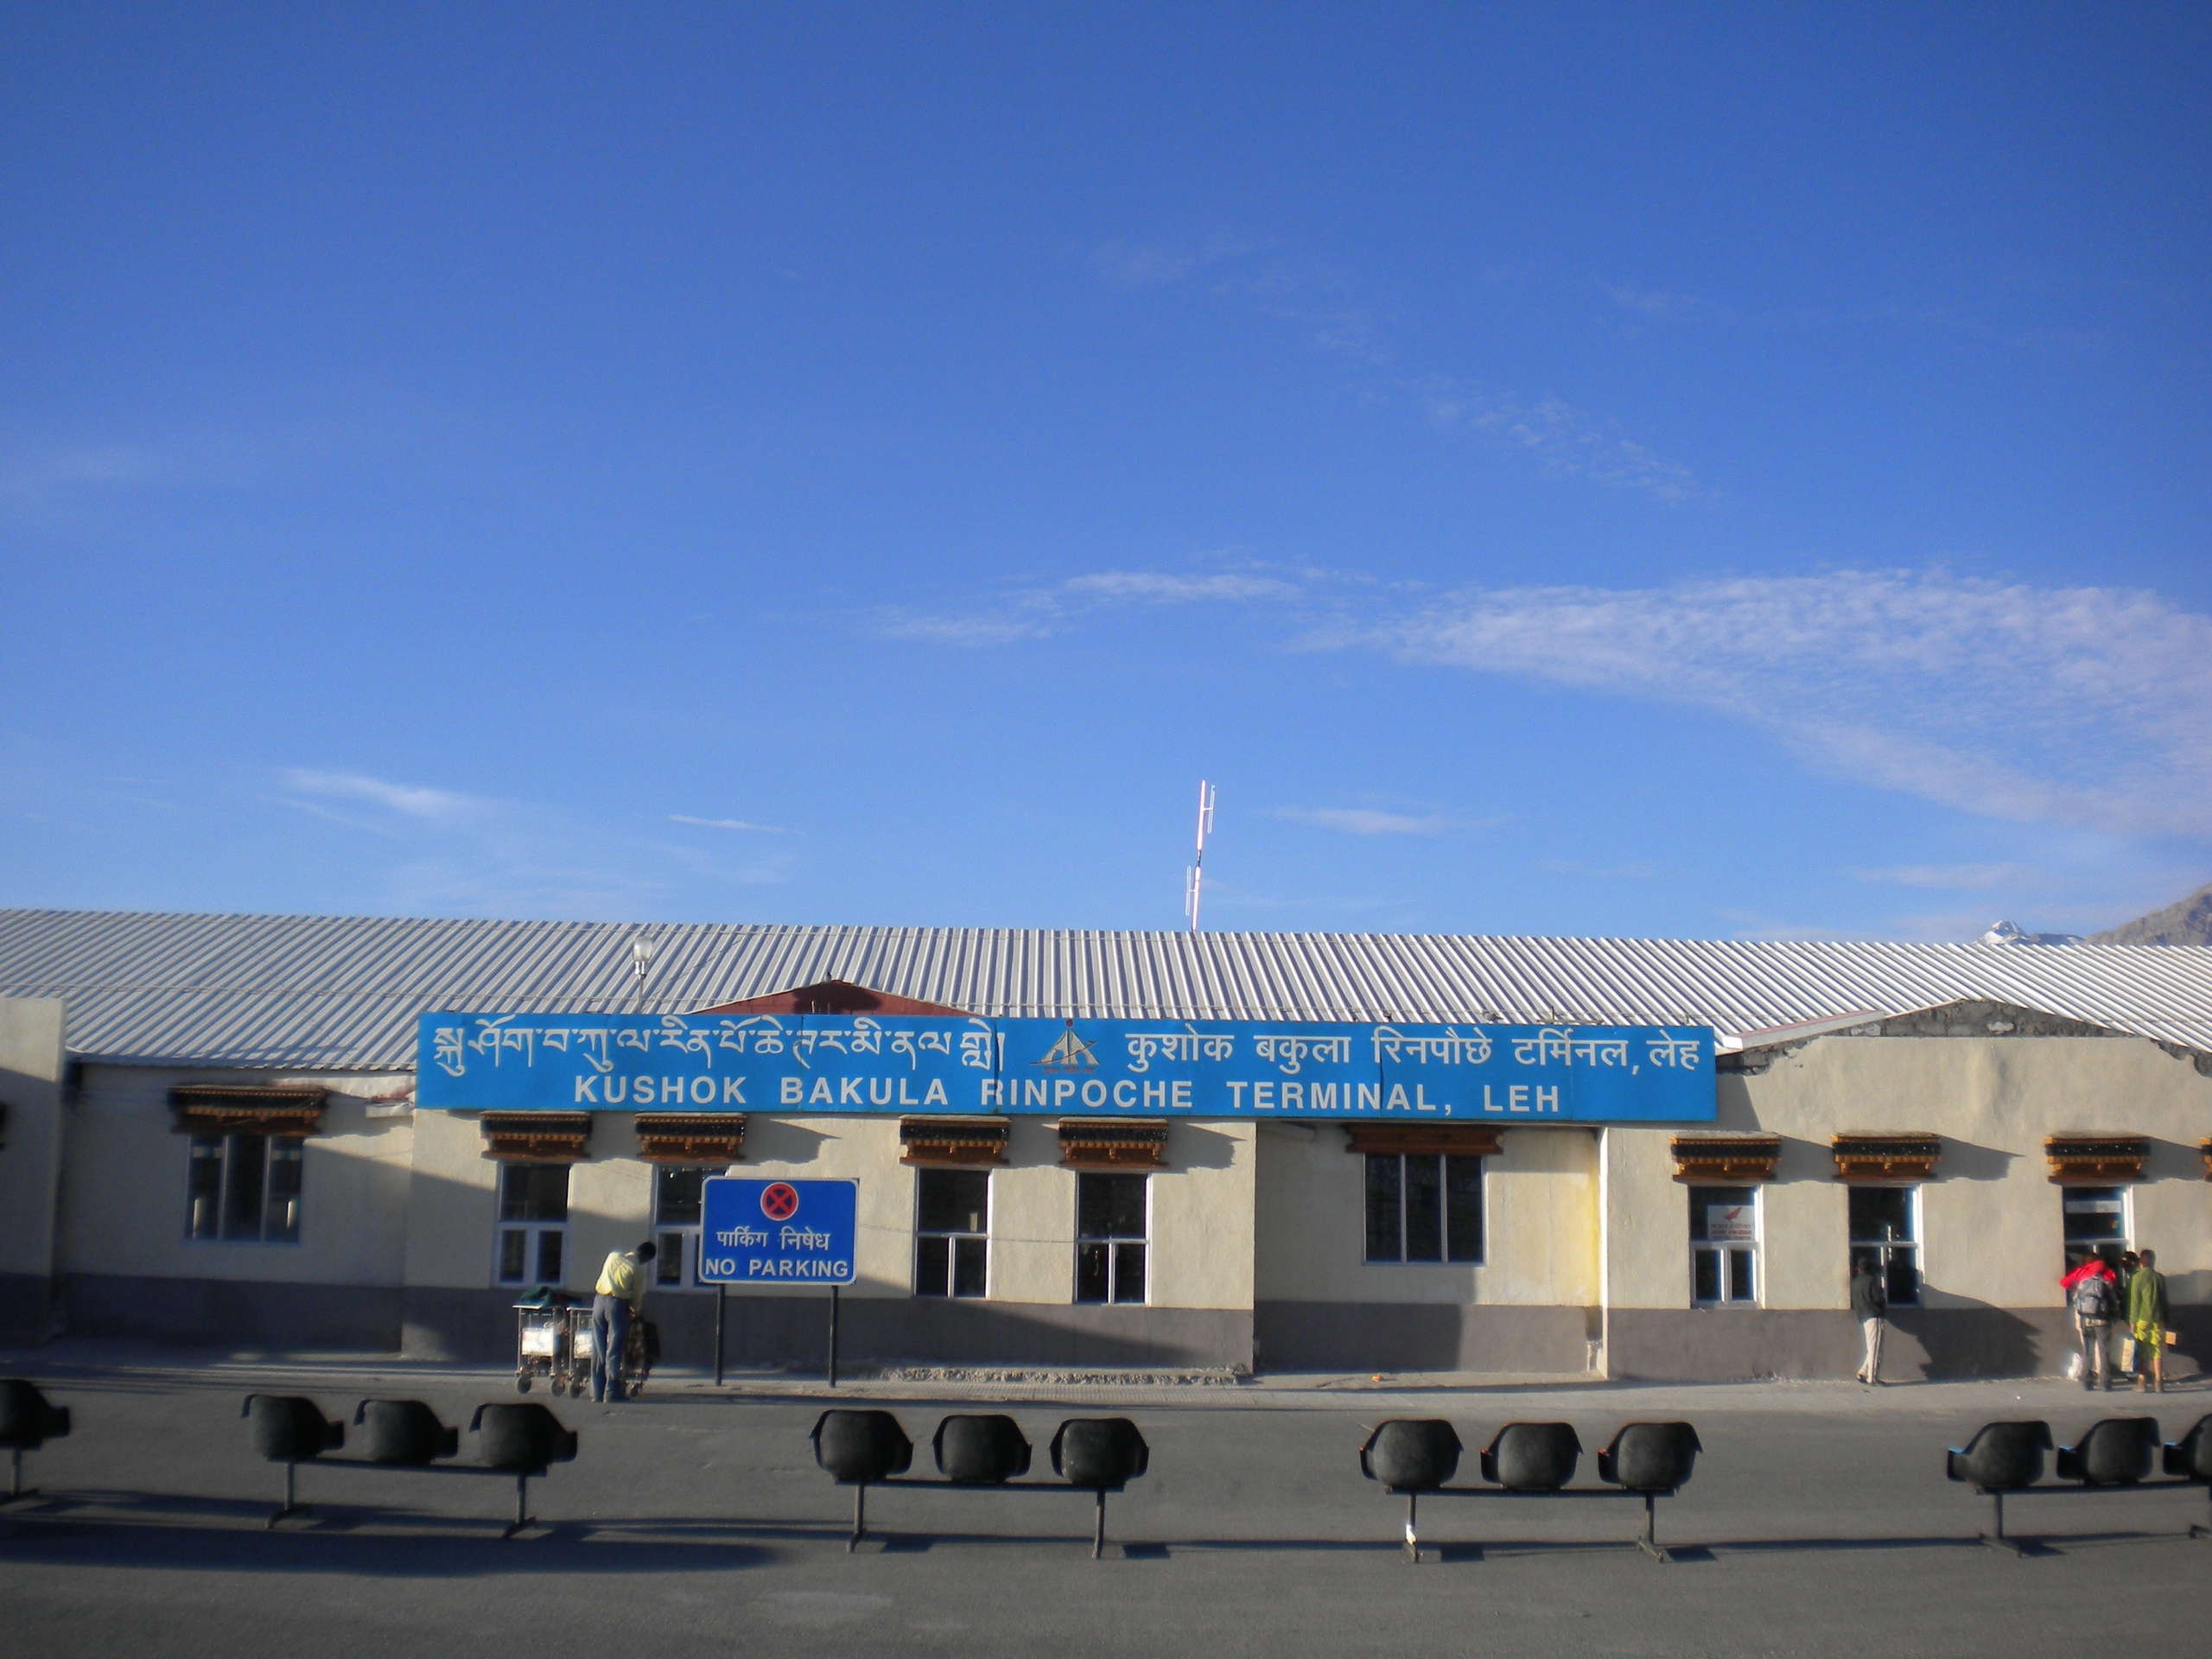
[480,1111,593,1162]
[168,1084,327,1136]
[1830,1132,1942,1182]
[1058,1120,1169,1170]
[1343,1122,1504,1158]
[632,1113,747,1164]
[1670,1134,1782,1184]
[2044,1133,2149,1185]
[2202,1139,2211,1182]
[900,1116,1010,1167]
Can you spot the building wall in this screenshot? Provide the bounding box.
[402,1111,1257,1369]
[1252,1122,1600,1372]
[0,997,67,1335]
[57,1064,415,1347]
[1603,1031,2212,1381]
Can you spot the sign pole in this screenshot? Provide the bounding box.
[829,1283,840,1389]
[713,1283,726,1389]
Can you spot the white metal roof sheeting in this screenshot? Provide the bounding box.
[2,906,2210,1071]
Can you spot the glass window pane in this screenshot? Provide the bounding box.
[915,1234,950,1297]
[655,1166,707,1226]
[1445,1155,1484,1262]
[535,1230,563,1285]
[264,1139,303,1243]
[1113,1242,1146,1304]
[1075,1241,1109,1303]
[500,1163,569,1224]
[1848,1186,1914,1244]
[1885,1249,1920,1307]
[1729,1249,1756,1303]
[1403,1156,1442,1262]
[656,1232,685,1285]
[499,1229,527,1282]
[1694,1249,1720,1303]
[188,1138,224,1240]
[919,1169,991,1235]
[222,1135,266,1241]
[1077,1173,1146,1240]
[2062,1187,2126,1246]
[953,1236,988,1298]
[1363,1154,1403,1262]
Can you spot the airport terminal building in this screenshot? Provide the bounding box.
[1,908,2208,1382]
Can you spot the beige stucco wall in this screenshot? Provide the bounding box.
[61,1065,415,1287]
[1605,1033,2212,1313]
[1255,1124,1598,1306]
[400,1111,1255,1312]
[0,998,67,1283]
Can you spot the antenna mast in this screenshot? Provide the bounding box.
[1183,780,1217,931]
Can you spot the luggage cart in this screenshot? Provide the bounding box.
[559,1305,658,1400]
[512,1294,582,1395]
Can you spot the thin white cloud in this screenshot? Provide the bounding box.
[272,769,789,913]
[1275,806,1468,836]
[1092,234,1249,287]
[670,815,788,835]
[1384,571,2212,837]
[879,566,1300,648]
[1853,862,2042,891]
[1409,378,1701,503]
[284,769,481,821]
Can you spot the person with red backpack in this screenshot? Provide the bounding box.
[2063,1255,2120,1390]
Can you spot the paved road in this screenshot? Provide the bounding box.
[3,1355,2209,1658]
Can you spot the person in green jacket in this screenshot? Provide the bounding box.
[2126,1249,2170,1394]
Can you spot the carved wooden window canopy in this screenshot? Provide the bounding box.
[632,1113,746,1164]
[2202,1139,2212,1182]
[2043,1133,2149,1185]
[900,1116,1010,1167]
[1830,1132,1942,1182]
[1670,1133,1782,1184]
[168,1084,327,1137]
[1058,1119,1168,1170]
[480,1111,593,1162]
[1343,1123,1503,1158]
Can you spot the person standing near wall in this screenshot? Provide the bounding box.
[1851,1253,1887,1385]
[2127,1248,2170,1395]
[591,1241,657,1404]
[2063,1256,2119,1389]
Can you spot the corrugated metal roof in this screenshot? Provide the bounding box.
[3,906,2210,1071]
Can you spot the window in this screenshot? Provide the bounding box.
[1363,1154,1484,1264]
[187,1134,303,1244]
[1075,1173,1146,1304]
[1689,1185,1758,1306]
[1847,1186,1921,1307]
[2063,1185,2130,1274]
[915,1168,989,1298]
[652,1165,713,1289]
[494,1164,570,1287]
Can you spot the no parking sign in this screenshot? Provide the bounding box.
[699,1178,856,1284]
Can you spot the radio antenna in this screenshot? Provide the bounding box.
[1183,780,1217,931]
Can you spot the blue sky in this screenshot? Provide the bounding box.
[3,3,2208,939]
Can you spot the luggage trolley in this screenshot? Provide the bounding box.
[512,1293,584,1395]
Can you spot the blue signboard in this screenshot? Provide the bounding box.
[698,1178,856,1284]
[417,1010,1713,1122]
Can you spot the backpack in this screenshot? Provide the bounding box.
[2071,1272,2114,1321]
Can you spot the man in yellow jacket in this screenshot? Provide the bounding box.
[592,1241,657,1403]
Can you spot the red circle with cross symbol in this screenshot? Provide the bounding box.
[760,1182,800,1222]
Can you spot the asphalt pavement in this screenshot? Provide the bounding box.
[3,1345,2209,1658]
